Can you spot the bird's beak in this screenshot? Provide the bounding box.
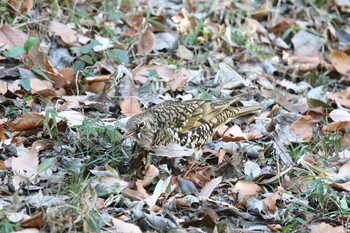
[123,130,135,139]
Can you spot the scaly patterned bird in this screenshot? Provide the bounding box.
[124,98,262,152]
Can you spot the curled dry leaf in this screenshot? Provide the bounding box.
[303,107,324,122]
[120,97,143,117]
[330,50,350,75]
[290,116,313,142]
[48,21,78,45]
[137,29,156,55]
[322,121,350,133]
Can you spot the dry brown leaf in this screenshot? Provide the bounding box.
[170,68,189,91]
[329,109,350,122]
[111,218,142,233]
[231,180,263,196]
[48,21,78,45]
[330,50,350,75]
[21,212,44,229]
[199,176,222,199]
[0,80,8,94]
[0,24,27,49]
[310,222,345,233]
[327,87,350,108]
[58,110,86,127]
[176,45,194,60]
[172,9,196,35]
[322,121,350,133]
[332,181,350,192]
[8,113,45,132]
[56,67,75,88]
[186,166,212,188]
[30,78,55,96]
[217,125,247,141]
[137,29,156,55]
[263,187,282,212]
[11,147,38,182]
[135,180,150,199]
[0,125,6,141]
[141,164,159,187]
[88,81,107,94]
[120,97,143,116]
[303,107,324,122]
[133,65,175,84]
[290,116,313,142]
[338,161,350,176]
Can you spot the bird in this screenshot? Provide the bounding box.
[124,98,262,152]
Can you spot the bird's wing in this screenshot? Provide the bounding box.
[179,98,238,132]
[148,98,239,133]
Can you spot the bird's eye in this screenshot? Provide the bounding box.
[139,121,145,128]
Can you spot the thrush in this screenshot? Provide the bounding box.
[124,98,262,151]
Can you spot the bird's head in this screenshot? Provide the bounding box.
[124,112,155,149]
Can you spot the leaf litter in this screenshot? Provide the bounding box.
[0,1,350,232]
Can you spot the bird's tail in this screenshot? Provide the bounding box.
[229,105,263,118]
[212,105,262,128]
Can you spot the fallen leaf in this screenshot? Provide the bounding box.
[0,24,27,49]
[199,176,222,199]
[141,165,159,187]
[170,68,189,91]
[303,107,324,122]
[133,65,175,84]
[145,176,172,206]
[112,218,142,233]
[30,78,55,96]
[120,97,143,116]
[231,180,263,196]
[327,87,350,108]
[290,116,313,142]
[186,166,212,188]
[329,109,350,122]
[322,121,350,132]
[11,147,38,182]
[152,143,196,157]
[330,50,350,75]
[57,110,86,127]
[217,125,247,141]
[176,45,194,60]
[263,187,282,212]
[8,113,45,132]
[137,29,156,55]
[310,222,345,233]
[21,212,44,229]
[48,21,77,45]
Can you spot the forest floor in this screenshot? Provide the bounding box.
[1,1,350,232]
